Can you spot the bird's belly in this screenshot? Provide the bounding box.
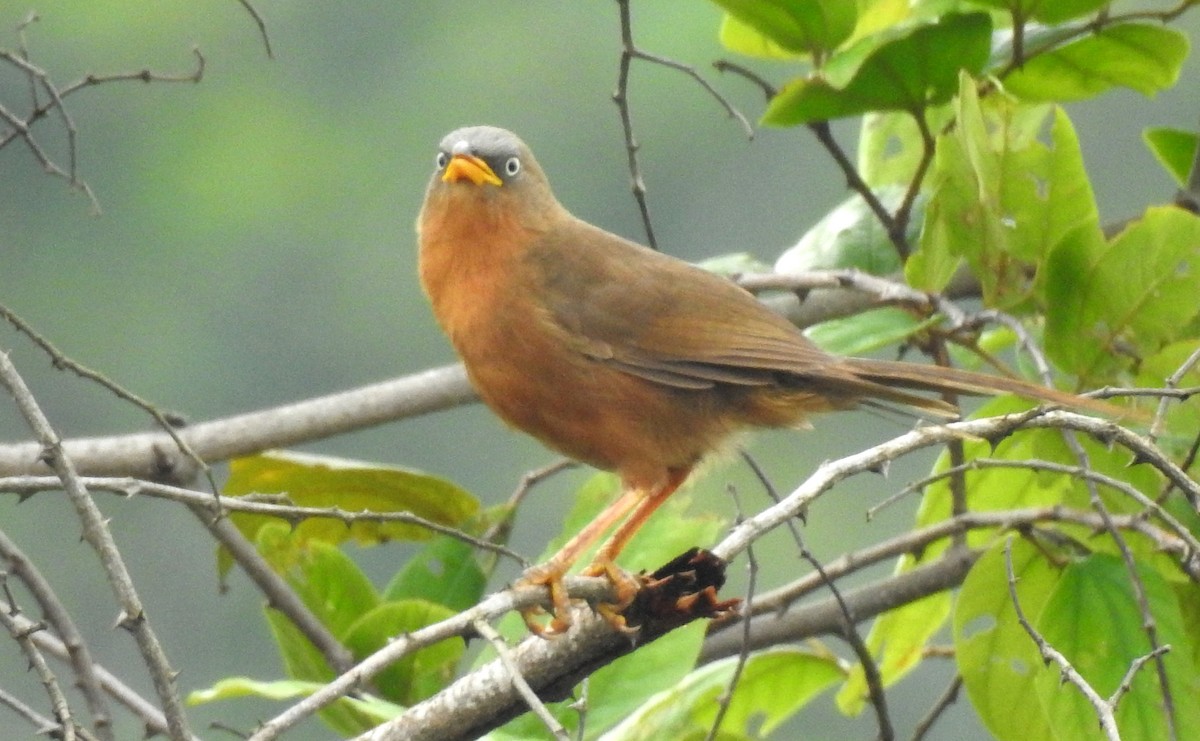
[459,328,728,479]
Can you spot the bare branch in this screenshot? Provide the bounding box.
[0,591,78,741]
[0,353,191,740]
[1004,539,1121,740]
[0,528,114,740]
[472,618,570,740]
[0,364,477,484]
[612,0,752,250]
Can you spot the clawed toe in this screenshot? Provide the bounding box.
[515,557,647,635]
[515,563,575,636]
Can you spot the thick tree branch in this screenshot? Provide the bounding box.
[0,364,476,484]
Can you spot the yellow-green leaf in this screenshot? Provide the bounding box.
[1004,24,1189,102]
[223,450,479,552]
[763,13,991,125]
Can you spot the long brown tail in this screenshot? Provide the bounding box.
[840,357,1132,419]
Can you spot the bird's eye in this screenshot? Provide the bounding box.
[504,157,521,177]
[435,152,449,170]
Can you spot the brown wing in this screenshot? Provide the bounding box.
[526,218,839,389]
[522,218,1130,421]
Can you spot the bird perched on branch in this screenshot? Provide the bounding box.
[417,125,1125,634]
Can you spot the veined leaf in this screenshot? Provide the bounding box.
[603,648,842,739]
[1003,23,1189,102]
[712,0,858,58]
[221,451,479,577]
[763,12,991,125]
[1045,206,1200,382]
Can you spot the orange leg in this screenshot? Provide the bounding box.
[515,486,645,634]
[581,466,692,629]
[586,467,690,572]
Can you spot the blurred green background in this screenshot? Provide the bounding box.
[1,1,1196,738]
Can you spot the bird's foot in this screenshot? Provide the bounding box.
[514,557,644,636]
[514,563,574,637]
[581,557,642,634]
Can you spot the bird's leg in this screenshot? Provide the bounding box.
[516,487,644,635]
[581,466,691,631]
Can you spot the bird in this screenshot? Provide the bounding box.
[416,125,1128,634]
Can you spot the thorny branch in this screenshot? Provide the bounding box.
[612,0,752,250]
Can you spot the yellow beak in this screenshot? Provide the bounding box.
[443,154,502,186]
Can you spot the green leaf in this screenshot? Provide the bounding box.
[342,599,463,705]
[222,451,479,565]
[712,0,858,58]
[604,648,842,739]
[774,186,912,275]
[857,104,954,187]
[1044,206,1200,382]
[804,307,926,357]
[265,605,336,683]
[1034,555,1200,740]
[255,523,381,637]
[383,536,487,612]
[954,538,1059,741]
[762,12,991,125]
[187,677,402,729]
[1143,127,1200,187]
[262,609,380,735]
[1004,24,1190,103]
[719,12,807,60]
[963,0,1111,24]
[909,80,1098,306]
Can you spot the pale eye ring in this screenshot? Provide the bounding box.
[435,152,449,170]
[504,157,521,176]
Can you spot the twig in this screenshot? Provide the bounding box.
[737,453,892,739]
[1004,539,1121,740]
[0,685,79,740]
[808,121,909,260]
[193,506,356,675]
[0,601,201,740]
[0,528,114,740]
[0,48,97,210]
[713,59,777,100]
[234,0,274,58]
[0,352,192,740]
[612,0,753,249]
[701,548,979,664]
[481,458,577,564]
[892,109,936,257]
[1111,646,1172,710]
[703,484,755,741]
[878,458,1200,566]
[0,303,219,495]
[713,411,1200,564]
[472,618,569,740]
[247,576,619,740]
[1150,345,1200,443]
[1059,426,1177,740]
[710,503,1198,644]
[0,590,77,741]
[613,0,657,249]
[0,474,526,566]
[909,676,962,741]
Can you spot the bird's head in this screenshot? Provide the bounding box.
[420,126,563,235]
